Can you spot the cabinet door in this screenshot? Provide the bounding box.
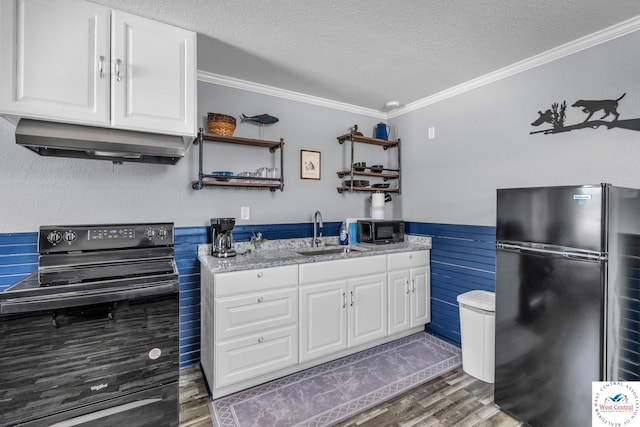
[410,266,430,326]
[348,273,387,347]
[299,280,347,363]
[111,11,196,135]
[215,325,298,388]
[0,0,110,124]
[387,270,411,335]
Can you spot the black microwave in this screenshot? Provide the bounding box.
[357,220,404,244]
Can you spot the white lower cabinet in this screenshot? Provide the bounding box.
[201,249,430,399]
[348,274,388,347]
[298,273,387,363]
[299,279,348,362]
[201,265,299,395]
[388,270,412,335]
[387,251,431,335]
[410,266,430,326]
[298,255,387,363]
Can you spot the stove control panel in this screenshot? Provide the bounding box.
[39,223,174,253]
[89,227,136,241]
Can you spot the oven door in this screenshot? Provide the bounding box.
[0,284,179,427]
[18,382,177,427]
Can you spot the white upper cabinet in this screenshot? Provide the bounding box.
[0,0,110,124]
[0,0,196,136]
[110,10,195,135]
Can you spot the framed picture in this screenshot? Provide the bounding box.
[300,150,321,180]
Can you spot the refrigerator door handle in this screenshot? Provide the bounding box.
[497,242,607,261]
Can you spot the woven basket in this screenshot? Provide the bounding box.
[207,113,236,136]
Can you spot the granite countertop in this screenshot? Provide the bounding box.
[198,235,432,273]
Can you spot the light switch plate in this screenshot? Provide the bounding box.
[241,206,250,220]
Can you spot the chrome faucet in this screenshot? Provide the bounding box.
[312,210,323,247]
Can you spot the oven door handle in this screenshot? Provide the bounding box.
[0,282,178,315]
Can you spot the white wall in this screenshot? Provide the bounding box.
[0,83,395,232]
[393,30,640,226]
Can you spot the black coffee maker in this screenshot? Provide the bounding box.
[210,218,236,258]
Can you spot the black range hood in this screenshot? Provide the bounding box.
[15,119,187,165]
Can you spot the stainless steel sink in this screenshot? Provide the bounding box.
[295,247,359,256]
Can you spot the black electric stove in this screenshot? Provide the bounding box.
[0,223,179,427]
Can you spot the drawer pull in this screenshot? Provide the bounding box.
[258,337,264,343]
[257,272,263,278]
[257,297,264,303]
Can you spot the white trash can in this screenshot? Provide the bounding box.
[457,290,495,383]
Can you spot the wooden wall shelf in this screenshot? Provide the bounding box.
[192,129,284,191]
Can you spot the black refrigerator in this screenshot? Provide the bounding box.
[495,183,640,427]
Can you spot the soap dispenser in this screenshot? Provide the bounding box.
[339,222,349,245]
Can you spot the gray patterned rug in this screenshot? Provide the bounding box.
[209,332,461,427]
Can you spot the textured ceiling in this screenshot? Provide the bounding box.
[90,0,640,111]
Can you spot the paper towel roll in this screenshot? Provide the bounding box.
[371,192,385,219]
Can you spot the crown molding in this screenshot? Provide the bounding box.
[197,70,387,119]
[389,14,640,118]
[198,15,640,121]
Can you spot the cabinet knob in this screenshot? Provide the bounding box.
[257,272,263,278]
[409,254,413,259]
[258,337,264,343]
[257,297,264,303]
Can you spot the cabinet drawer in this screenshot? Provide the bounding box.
[214,265,298,297]
[215,325,298,388]
[387,251,429,270]
[299,255,386,285]
[215,288,298,340]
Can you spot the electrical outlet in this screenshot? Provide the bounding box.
[427,127,435,140]
[241,206,250,220]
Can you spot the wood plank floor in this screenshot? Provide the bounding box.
[179,365,523,427]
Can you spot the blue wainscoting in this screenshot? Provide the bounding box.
[174,227,209,368]
[0,232,38,290]
[406,222,497,346]
[0,221,489,368]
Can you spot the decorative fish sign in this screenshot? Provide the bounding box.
[241,114,279,125]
